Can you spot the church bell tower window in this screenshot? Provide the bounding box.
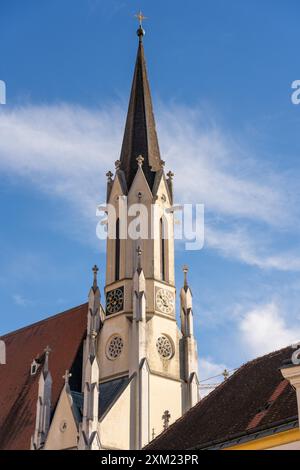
[115,218,120,281]
[160,218,166,281]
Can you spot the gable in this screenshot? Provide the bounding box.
[127,165,153,204]
[108,172,127,205]
[44,387,78,450]
[152,170,172,207]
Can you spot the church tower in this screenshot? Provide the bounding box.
[97,21,199,449]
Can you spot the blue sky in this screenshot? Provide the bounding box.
[1,0,300,385]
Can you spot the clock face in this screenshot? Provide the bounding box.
[156,288,174,315]
[106,287,124,315]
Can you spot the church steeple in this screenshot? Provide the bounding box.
[119,25,162,190]
[101,21,199,449]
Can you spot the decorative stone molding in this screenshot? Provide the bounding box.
[281,347,300,430]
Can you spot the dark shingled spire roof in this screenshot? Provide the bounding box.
[119,31,162,190]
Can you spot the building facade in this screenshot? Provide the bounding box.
[2,23,298,453]
[147,345,300,450]
[41,24,199,451]
[0,25,199,451]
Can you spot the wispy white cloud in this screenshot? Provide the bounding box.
[0,104,122,218]
[159,106,296,228]
[12,293,33,307]
[239,301,300,357]
[205,225,300,271]
[0,102,299,269]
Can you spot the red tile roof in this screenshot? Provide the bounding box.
[246,379,289,430]
[146,346,298,450]
[0,304,88,450]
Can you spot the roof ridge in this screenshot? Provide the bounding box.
[0,302,88,339]
[241,345,293,368]
[200,345,294,405]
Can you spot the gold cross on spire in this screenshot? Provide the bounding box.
[135,10,147,27]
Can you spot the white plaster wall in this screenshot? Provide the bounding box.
[149,374,182,440]
[98,314,130,380]
[146,314,182,379]
[100,382,131,449]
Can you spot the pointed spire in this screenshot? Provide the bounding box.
[43,346,52,376]
[183,265,189,290]
[87,264,104,341]
[92,265,99,291]
[136,245,143,271]
[119,24,163,190]
[106,171,113,182]
[31,346,52,450]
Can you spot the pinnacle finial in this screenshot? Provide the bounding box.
[136,245,142,269]
[91,329,98,341]
[92,265,99,290]
[106,171,113,182]
[63,369,72,386]
[167,170,174,180]
[43,345,52,373]
[183,265,189,288]
[44,345,52,356]
[136,155,144,167]
[135,10,146,40]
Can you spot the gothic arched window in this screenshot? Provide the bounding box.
[160,217,166,281]
[115,218,120,281]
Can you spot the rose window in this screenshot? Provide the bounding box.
[156,336,173,359]
[106,336,124,360]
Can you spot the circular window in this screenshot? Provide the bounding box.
[106,335,124,360]
[156,336,173,359]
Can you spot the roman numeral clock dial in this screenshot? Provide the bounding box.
[155,288,174,315]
